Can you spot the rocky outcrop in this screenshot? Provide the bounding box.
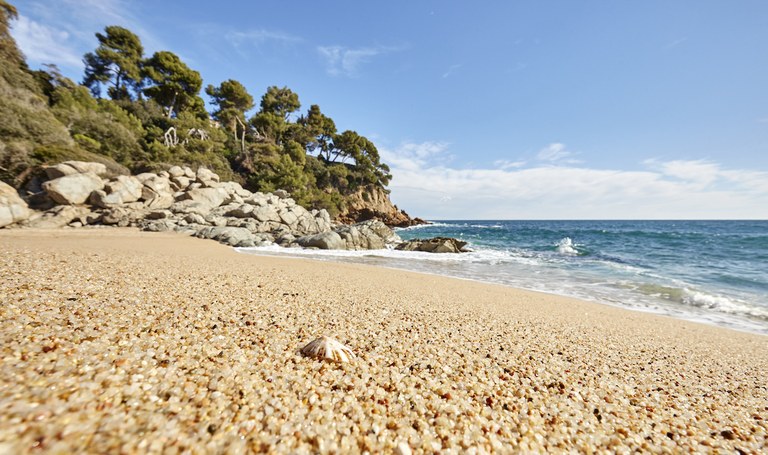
[395,237,471,254]
[0,181,30,228]
[296,231,346,250]
[44,161,109,180]
[336,185,426,228]
[42,173,104,205]
[334,220,402,250]
[2,162,430,253]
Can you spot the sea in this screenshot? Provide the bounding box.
[238,220,768,335]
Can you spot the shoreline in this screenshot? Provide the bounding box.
[1,228,767,452]
[235,243,768,337]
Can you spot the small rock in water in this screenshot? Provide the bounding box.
[300,336,355,363]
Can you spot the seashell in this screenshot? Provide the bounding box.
[300,336,355,363]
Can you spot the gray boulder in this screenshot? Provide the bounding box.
[176,187,228,210]
[42,173,104,205]
[27,205,90,229]
[140,175,173,200]
[195,167,220,187]
[44,161,108,180]
[195,226,256,247]
[296,231,345,250]
[334,220,402,250]
[0,181,30,228]
[395,237,470,253]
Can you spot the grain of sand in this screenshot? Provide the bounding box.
[1,228,766,453]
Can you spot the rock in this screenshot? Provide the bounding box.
[278,208,300,229]
[101,203,146,226]
[195,226,256,247]
[105,175,143,203]
[90,189,121,208]
[218,181,252,198]
[395,237,470,253]
[141,175,174,209]
[0,181,30,228]
[140,219,177,232]
[336,184,425,228]
[176,187,228,210]
[334,220,402,250]
[168,166,185,178]
[170,201,212,216]
[44,161,108,180]
[225,204,255,218]
[170,176,191,191]
[252,206,281,223]
[183,166,195,179]
[145,209,173,220]
[296,231,346,250]
[184,213,207,225]
[195,167,220,187]
[27,205,90,229]
[42,172,104,205]
[273,189,290,199]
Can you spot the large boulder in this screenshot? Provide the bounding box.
[42,173,104,205]
[176,187,228,210]
[395,237,470,253]
[0,181,30,228]
[195,226,257,247]
[140,175,175,209]
[296,231,346,250]
[27,205,90,229]
[334,220,402,250]
[195,167,220,187]
[91,175,143,208]
[44,161,108,180]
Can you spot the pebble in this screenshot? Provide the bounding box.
[0,229,766,453]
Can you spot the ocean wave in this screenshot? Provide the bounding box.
[556,237,579,255]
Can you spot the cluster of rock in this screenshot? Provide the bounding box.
[1,161,469,253]
[396,237,471,254]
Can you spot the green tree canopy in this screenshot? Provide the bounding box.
[298,104,337,160]
[259,85,300,120]
[142,51,204,119]
[205,79,253,130]
[82,26,144,100]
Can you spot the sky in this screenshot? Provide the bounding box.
[10,0,768,219]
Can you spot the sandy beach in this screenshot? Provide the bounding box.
[0,228,766,453]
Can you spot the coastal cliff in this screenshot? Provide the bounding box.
[337,185,426,227]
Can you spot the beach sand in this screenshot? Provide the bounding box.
[1,228,766,453]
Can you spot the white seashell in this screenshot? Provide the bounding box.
[300,336,355,363]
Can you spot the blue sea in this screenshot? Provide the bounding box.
[239,220,768,335]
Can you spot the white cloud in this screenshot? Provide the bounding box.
[381,143,768,219]
[537,142,579,163]
[12,14,83,68]
[11,0,164,74]
[225,29,302,47]
[317,45,403,77]
[494,159,526,170]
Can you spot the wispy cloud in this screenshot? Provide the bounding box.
[381,142,768,219]
[12,14,82,67]
[317,44,404,77]
[11,0,164,75]
[225,29,302,48]
[664,37,688,49]
[442,63,462,79]
[536,143,581,164]
[494,159,527,170]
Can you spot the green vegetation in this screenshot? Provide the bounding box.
[0,2,393,217]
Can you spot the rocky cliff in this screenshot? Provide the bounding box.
[336,185,426,228]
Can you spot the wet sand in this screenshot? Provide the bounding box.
[1,228,766,453]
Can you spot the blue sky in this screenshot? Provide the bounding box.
[11,0,768,219]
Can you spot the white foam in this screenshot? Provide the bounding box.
[682,289,768,319]
[556,237,579,255]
